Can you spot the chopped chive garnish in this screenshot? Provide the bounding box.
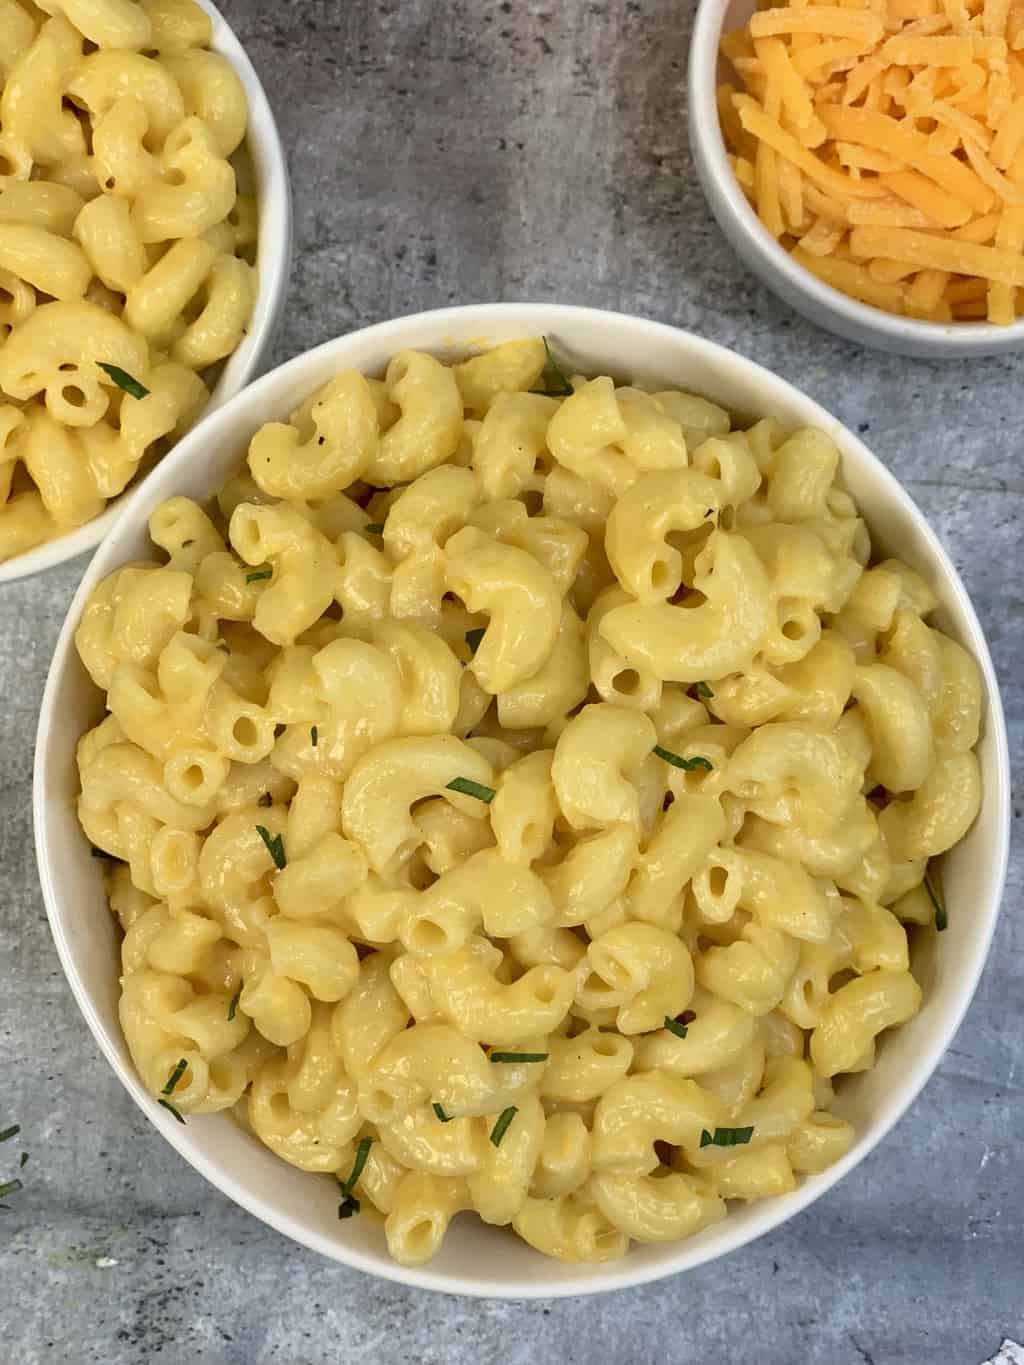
[0,1179,23,1198]
[256,824,286,869]
[19,1153,27,1168]
[924,874,947,932]
[161,1058,187,1096]
[446,776,496,803]
[228,990,241,1022]
[529,336,574,397]
[695,681,714,699]
[338,1136,373,1219]
[258,791,273,807]
[0,1125,19,1144]
[663,1016,690,1039]
[97,362,149,399]
[699,1125,754,1149]
[158,1099,185,1124]
[465,627,486,653]
[342,1136,373,1191]
[490,1106,518,1147]
[245,568,272,584]
[489,1051,548,1064]
[432,1103,452,1123]
[364,523,385,535]
[653,745,713,772]
[310,725,318,747]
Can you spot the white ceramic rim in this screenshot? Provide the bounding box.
[0,0,293,586]
[688,0,1024,355]
[34,304,1012,1297]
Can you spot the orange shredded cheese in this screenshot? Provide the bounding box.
[750,8,887,44]
[719,0,1024,322]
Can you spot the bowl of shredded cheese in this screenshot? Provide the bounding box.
[689,0,1024,356]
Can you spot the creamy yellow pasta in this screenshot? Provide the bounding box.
[74,336,984,1266]
[0,0,257,563]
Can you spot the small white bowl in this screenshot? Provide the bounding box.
[689,0,1024,358]
[0,0,292,586]
[34,304,1011,1297]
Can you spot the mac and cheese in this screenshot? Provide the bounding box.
[0,0,256,563]
[76,336,983,1265]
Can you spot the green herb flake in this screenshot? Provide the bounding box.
[228,990,241,1022]
[161,1058,187,1096]
[529,337,574,397]
[158,1099,186,1124]
[338,1136,373,1219]
[344,1136,373,1191]
[310,725,318,747]
[924,873,948,932]
[653,745,713,773]
[489,1051,548,1064]
[696,681,714,700]
[245,568,272,584]
[446,776,496,804]
[663,1016,689,1039]
[0,1125,20,1144]
[364,523,385,535]
[490,1106,518,1147]
[432,1103,452,1123]
[699,1125,754,1149]
[256,824,286,869]
[19,1153,27,1169]
[97,362,150,400]
[465,627,486,653]
[0,1179,23,1199]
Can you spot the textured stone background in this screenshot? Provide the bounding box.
[1,1,1022,1361]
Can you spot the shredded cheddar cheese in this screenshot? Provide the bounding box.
[718,0,1024,323]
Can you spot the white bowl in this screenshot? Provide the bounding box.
[34,304,1011,1297]
[0,0,292,586]
[689,0,1024,358]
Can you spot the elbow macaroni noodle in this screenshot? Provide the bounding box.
[0,0,256,563]
[74,336,984,1265]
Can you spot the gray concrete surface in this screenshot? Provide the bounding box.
[0,1,1021,1361]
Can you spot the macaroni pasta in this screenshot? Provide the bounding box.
[0,0,256,563]
[75,336,983,1265]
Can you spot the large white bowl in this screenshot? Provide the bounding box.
[34,304,1011,1297]
[0,0,292,586]
[689,0,1024,359]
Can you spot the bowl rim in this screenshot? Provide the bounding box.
[0,0,293,587]
[688,0,1024,351]
[33,302,1012,1297]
